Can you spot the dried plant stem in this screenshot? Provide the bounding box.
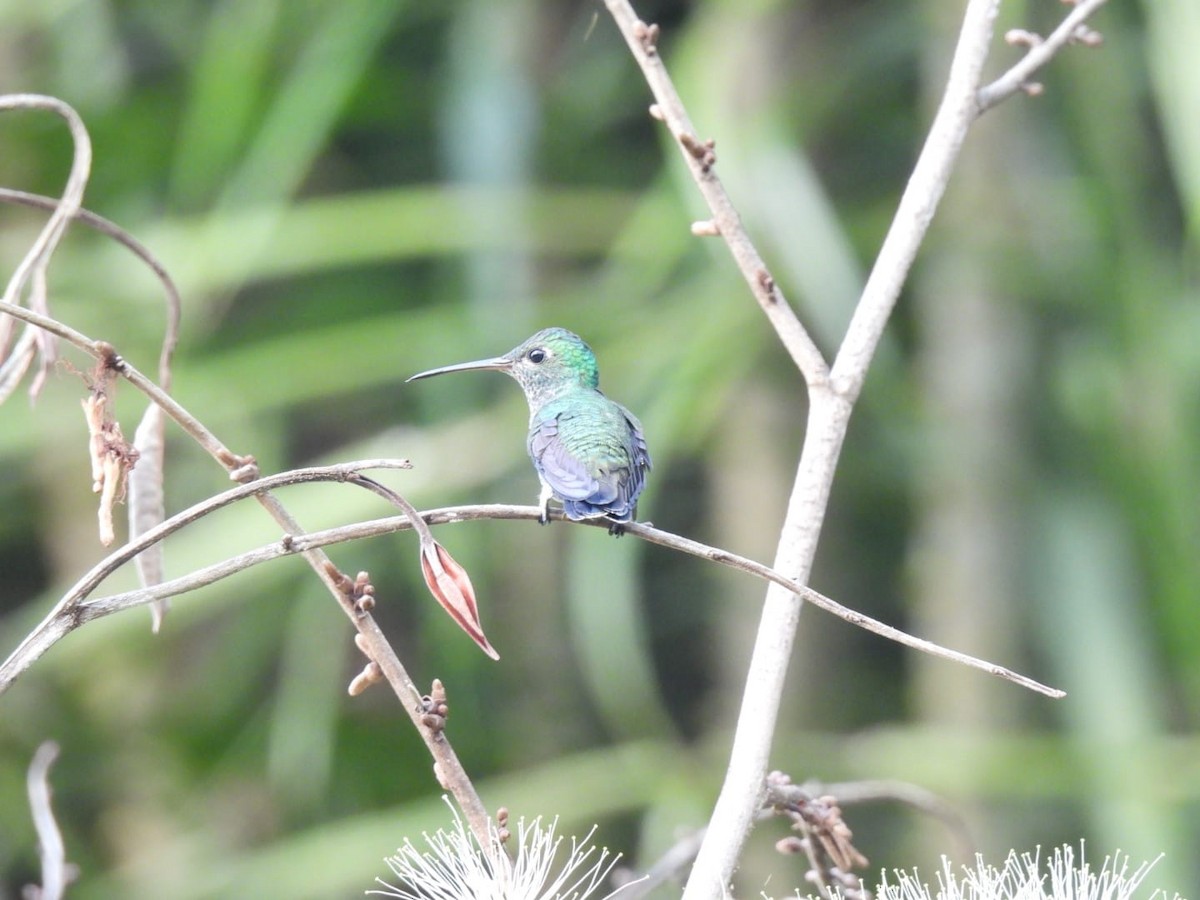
[601,0,1107,895]
[244,493,496,848]
[0,97,90,307]
[1,185,185,628]
[26,741,72,900]
[803,778,974,857]
[0,95,91,402]
[0,298,234,461]
[0,188,183,386]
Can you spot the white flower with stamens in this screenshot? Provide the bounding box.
[369,801,636,900]
[809,844,1180,900]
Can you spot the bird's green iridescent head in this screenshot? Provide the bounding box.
[406,327,601,407]
[501,328,599,401]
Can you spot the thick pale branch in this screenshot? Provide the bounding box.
[830,0,999,400]
[834,0,1110,400]
[603,0,1006,890]
[681,0,1002,887]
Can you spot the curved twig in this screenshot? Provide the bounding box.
[0,188,183,375]
[0,460,414,691]
[0,298,239,463]
[0,95,91,402]
[802,778,974,858]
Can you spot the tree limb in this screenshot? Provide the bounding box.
[600,0,1107,895]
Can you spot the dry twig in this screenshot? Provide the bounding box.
[0,95,91,404]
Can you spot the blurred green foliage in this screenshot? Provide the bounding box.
[1,0,1197,897]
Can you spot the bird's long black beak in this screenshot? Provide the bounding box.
[406,356,512,382]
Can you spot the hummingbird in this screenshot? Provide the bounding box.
[407,327,651,533]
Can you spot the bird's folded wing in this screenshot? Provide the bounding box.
[529,415,602,501]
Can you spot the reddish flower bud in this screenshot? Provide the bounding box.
[419,540,499,660]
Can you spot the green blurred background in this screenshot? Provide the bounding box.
[1,0,1197,897]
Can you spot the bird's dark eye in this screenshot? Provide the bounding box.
[527,348,547,364]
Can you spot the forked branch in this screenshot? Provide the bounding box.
[599,1,1109,897]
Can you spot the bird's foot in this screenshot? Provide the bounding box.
[537,483,554,526]
[607,522,626,537]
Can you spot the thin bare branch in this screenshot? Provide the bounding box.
[623,520,1063,698]
[3,497,1061,700]
[0,188,184,364]
[977,0,1110,113]
[599,0,828,386]
[804,778,974,858]
[0,454,504,849]
[0,298,240,464]
[0,188,186,628]
[0,460,413,691]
